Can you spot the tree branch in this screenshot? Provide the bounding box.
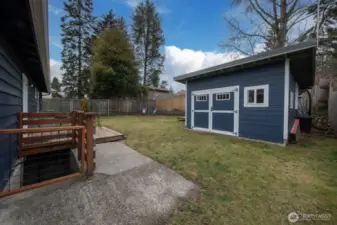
[247,0,274,27]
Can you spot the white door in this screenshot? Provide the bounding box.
[22,74,28,112]
[191,91,210,130]
[191,86,239,136]
[210,86,239,136]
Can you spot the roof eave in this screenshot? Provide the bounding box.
[28,0,50,92]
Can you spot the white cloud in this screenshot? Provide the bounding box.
[48,5,63,16]
[124,0,141,8]
[157,6,171,14]
[49,46,249,93]
[52,42,63,49]
[163,46,246,92]
[123,0,170,14]
[50,59,63,81]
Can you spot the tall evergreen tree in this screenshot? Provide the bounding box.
[51,77,61,92]
[91,28,140,98]
[61,0,94,98]
[93,10,128,37]
[131,0,165,87]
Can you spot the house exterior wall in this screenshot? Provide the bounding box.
[0,39,22,189]
[186,61,285,143]
[147,90,171,100]
[0,38,41,189]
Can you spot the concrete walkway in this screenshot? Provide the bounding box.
[0,142,199,225]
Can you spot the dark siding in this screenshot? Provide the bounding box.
[0,40,22,188]
[288,74,297,132]
[187,61,285,143]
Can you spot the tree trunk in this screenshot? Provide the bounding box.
[143,23,149,85]
[77,0,82,99]
[278,0,287,47]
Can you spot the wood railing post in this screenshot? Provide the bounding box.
[71,111,77,148]
[18,112,22,152]
[77,111,84,160]
[85,113,95,177]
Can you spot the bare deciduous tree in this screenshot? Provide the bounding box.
[221,0,316,55]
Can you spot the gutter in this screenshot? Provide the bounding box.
[28,0,50,92]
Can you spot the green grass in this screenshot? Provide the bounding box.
[102,116,337,225]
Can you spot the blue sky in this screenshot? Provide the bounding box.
[48,0,244,91]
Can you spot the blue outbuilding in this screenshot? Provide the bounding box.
[174,41,316,145]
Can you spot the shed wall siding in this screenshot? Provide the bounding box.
[186,61,285,143]
[0,39,22,189]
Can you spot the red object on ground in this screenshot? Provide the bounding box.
[290,119,300,134]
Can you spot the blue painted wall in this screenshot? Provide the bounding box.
[186,61,285,143]
[0,39,22,189]
[0,37,40,189]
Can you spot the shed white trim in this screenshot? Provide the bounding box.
[283,59,290,142]
[185,81,187,127]
[191,85,239,136]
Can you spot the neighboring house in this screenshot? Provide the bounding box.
[147,87,171,100]
[42,88,65,99]
[174,40,316,145]
[0,0,49,188]
[175,90,186,96]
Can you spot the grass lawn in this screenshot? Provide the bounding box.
[102,116,337,225]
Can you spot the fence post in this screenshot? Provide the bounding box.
[85,113,95,176]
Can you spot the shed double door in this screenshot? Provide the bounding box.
[191,86,239,136]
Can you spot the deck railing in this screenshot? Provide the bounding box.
[0,111,96,198]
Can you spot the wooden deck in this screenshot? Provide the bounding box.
[94,127,125,144]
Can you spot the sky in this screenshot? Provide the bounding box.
[48,0,312,92]
[48,0,250,92]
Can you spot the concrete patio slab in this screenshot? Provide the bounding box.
[95,142,152,175]
[94,127,125,144]
[0,142,199,225]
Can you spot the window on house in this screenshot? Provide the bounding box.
[196,95,208,101]
[244,85,269,107]
[216,93,230,100]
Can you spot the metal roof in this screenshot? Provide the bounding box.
[174,40,317,84]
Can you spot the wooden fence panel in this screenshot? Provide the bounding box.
[42,98,184,115]
[156,96,185,112]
